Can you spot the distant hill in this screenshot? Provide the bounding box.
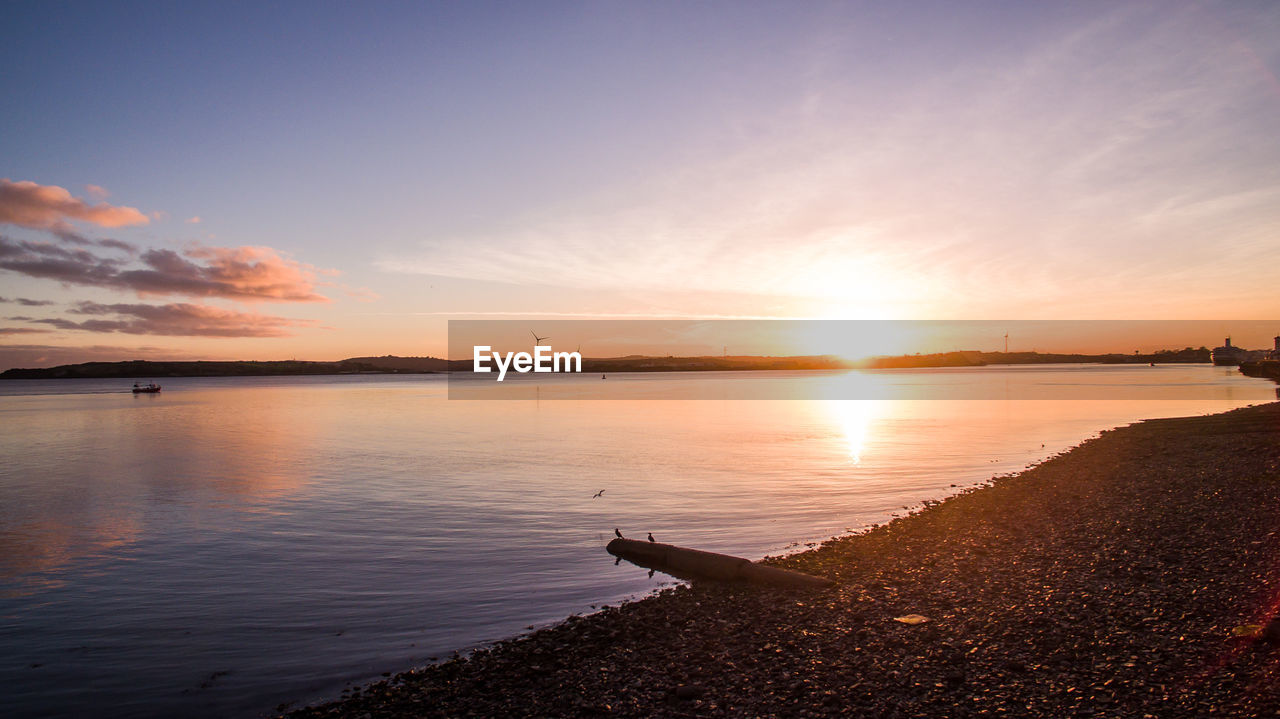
[341,355,451,372]
[0,347,1213,379]
[860,347,1211,368]
[579,355,853,372]
[0,356,447,379]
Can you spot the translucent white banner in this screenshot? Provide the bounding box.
[446,320,1280,400]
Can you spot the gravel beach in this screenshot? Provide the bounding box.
[284,402,1280,718]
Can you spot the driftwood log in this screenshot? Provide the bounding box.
[607,538,834,589]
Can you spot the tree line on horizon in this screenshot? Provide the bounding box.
[0,347,1214,379]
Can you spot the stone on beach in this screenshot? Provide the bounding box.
[893,614,929,625]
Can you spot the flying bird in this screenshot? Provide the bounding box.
[531,330,550,344]
[647,532,655,543]
[614,528,623,538]
[592,489,605,499]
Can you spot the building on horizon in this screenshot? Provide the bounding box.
[1211,337,1245,366]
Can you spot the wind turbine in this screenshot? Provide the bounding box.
[531,330,550,345]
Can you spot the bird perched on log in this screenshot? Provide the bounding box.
[648,532,655,542]
[615,528,623,538]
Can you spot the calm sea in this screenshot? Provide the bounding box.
[0,365,1274,718]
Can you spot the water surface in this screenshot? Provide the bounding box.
[0,366,1274,717]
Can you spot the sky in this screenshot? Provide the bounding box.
[2,1,1280,368]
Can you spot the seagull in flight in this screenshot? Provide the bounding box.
[592,489,605,499]
[531,330,550,345]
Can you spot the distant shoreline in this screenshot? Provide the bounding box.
[0,348,1214,380]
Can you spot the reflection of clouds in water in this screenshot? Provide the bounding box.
[170,396,312,503]
[0,387,322,594]
[0,515,141,597]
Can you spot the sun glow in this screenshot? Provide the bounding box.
[785,321,920,360]
[828,399,881,465]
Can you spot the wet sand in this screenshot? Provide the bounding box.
[284,402,1280,717]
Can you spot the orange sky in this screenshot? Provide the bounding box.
[3,3,1280,369]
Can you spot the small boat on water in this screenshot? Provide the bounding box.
[132,382,161,393]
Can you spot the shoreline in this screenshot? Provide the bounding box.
[284,402,1280,718]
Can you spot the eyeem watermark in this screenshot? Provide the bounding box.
[473,345,582,381]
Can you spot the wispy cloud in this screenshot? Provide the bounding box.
[28,302,316,337]
[0,297,55,307]
[0,327,51,335]
[368,310,809,319]
[129,245,331,302]
[0,236,331,303]
[0,179,148,230]
[341,285,380,302]
[378,3,1280,319]
[39,222,138,252]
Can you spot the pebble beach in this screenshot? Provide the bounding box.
[284,402,1280,718]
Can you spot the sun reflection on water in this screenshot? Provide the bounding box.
[827,399,882,465]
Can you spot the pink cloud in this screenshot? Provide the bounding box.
[0,179,149,229]
[186,216,201,224]
[31,301,317,337]
[85,185,109,201]
[134,245,329,302]
[0,236,330,303]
